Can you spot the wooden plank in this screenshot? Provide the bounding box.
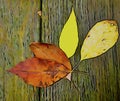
[0,0,40,101]
[41,0,120,101]
[73,0,120,101]
[0,0,120,101]
[41,1,74,101]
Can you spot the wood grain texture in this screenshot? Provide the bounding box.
[0,0,120,101]
[41,0,120,101]
[0,0,40,101]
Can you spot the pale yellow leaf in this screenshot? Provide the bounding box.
[59,8,78,58]
[81,20,119,61]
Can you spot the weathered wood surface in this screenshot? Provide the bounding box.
[0,0,40,101]
[41,0,120,101]
[0,0,120,101]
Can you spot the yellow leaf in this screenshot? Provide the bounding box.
[59,8,78,58]
[81,20,119,61]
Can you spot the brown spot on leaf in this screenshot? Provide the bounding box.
[103,49,106,51]
[87,35,90,38]
[102,39,106,41]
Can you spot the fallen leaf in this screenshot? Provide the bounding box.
[8,57,71,87]
[8,18,119,88]
[8,42,72,87]
[81,20,119,60]
[30,42,72,71]
[59,8,78,58]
